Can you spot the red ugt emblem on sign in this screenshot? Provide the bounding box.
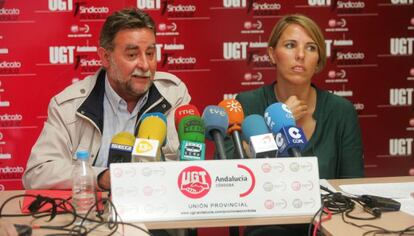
[178,166,211,199]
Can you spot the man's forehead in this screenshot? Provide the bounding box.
[112,28,156,46]
[123,43,156,50]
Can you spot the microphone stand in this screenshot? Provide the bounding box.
[232,130,245,159]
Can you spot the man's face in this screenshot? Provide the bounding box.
[101,28,157,101]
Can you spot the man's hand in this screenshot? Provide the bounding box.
[97,169,111,191]
[284,96,308,121]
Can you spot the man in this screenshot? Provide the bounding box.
[23,8,191,191]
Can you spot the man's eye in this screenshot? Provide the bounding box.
[127,53,137,59]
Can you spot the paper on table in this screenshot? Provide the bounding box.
[339,182,414,216]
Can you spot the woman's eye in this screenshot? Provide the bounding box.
[307,45,317,51]
[285,43,295,49]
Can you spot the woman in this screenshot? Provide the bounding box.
[227,13,365,236]
[227,14,364,179]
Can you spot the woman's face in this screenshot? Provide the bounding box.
[269,23,319,86]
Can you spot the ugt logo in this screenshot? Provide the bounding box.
[178,166,211,199]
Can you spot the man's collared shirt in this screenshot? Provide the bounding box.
[94,76,148,167]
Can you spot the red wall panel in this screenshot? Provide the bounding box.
[0,0,413,190]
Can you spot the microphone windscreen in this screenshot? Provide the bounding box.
[174,104,200,128]
[137,116,167,145]
[241,114,270,141]
[201,105,229,140]
[264,103,295,134]
[111,131,136,146]
[108,131,135,165]
[218,99,244,132]
[140,112,167,125]
[178,115,205,143]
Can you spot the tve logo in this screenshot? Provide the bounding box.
[308,0,331,6]
[48,0,73,11]
[207,106,227,117]
[223,0,247,8]
[389,138,413,156]
[389,88,413,105]
[223,42,248,60]
[137,0,161,9]
[391,0,413,4]
[390,38,414,55]
[178,166,211,199]
[49,46,76,64]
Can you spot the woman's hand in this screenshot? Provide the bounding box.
[284,96,308,121]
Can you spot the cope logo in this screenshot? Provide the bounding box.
[178,166,211,199]
[288,127,302,140]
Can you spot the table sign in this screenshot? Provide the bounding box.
[110,157,321,222]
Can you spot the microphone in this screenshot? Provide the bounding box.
[107,131,135,166]
[177,115,206,161]
[264,103,307,157]
[138,112,168,146]
[218,99,246,159]
[242,114,278,158]
[140,112,168,124]
[264,102,295,134]
[202,105,229,160]
[174,104,200,128]
[132,115,167,162]
[275,126,307,157]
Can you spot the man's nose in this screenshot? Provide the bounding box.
[136,53,150,71]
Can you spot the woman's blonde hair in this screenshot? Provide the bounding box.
[268,14,326,73]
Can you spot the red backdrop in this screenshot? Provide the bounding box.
[0,0,413,190]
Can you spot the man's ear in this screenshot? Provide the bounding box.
[98,47,110,68]
[268,47,276,65]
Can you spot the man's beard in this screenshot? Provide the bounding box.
[108,59,153,98]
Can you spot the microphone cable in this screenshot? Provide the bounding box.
[308,185,414,236]
[0,193,153,236]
